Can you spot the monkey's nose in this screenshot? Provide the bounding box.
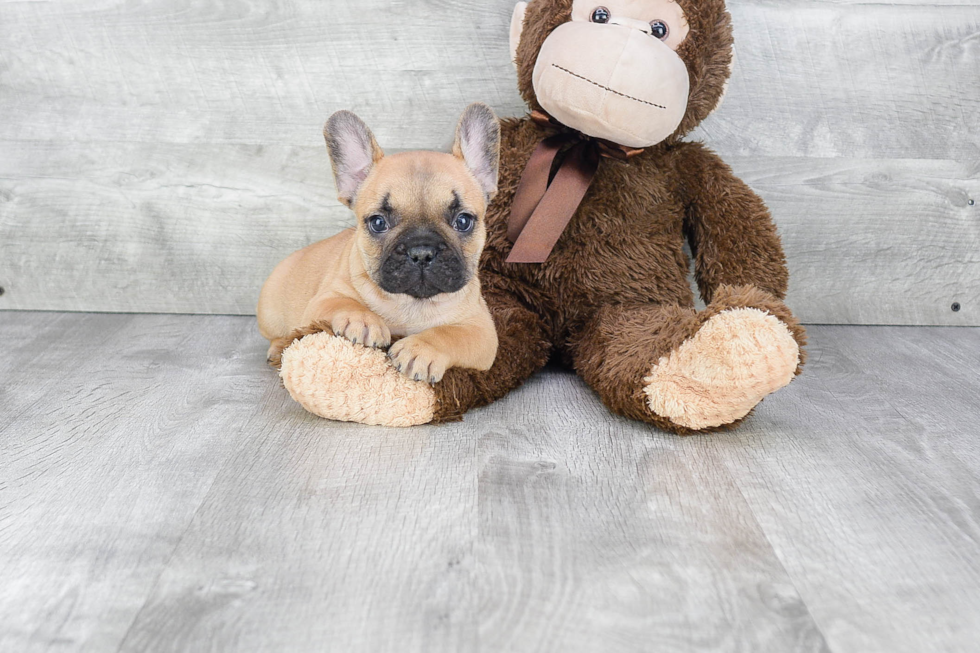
[408,245,438,267]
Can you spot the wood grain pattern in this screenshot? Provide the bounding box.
[2,312,980,651]
[115,419,479,653]
[745,157,980,325]
[475,371,830,653]
[0,0,525,149]
[1,0,975,156]
[0,0,978,321]
[0,314,276,652]
[711,325,980,653]
[0,141,339,315]
[698,1,980,160]
[2,146,976,323]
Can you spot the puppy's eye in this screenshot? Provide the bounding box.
[452,213,475,233]
[367,215,389,234]
[649,20,669,40]
[590,7,610,23]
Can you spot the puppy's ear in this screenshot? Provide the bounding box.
[452,103,501,200]
[324,111,384,207]
[509,3,528,68]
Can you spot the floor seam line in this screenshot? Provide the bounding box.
[714,445,841,653]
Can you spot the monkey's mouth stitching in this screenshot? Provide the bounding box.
[552,64,666,110]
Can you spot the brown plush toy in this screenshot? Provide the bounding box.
[276,0,806,432]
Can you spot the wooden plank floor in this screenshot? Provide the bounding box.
[1,312,978,652]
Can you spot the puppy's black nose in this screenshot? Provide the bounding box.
[408,244,437,266]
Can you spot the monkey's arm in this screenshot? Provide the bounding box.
[673,142,806,367]
[674,142,789,302]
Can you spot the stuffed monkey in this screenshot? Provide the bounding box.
[276,0,806,432]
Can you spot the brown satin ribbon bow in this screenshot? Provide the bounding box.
[506,110,644,264]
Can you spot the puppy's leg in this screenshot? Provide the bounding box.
[387,332,450,383]
[267,337,294,367]
[387,319,497,383]
[302,294,391,348]
[387,296,498,383]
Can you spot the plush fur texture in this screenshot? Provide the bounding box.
[515,0,733,140]
[279,323,435,427]
[276,0,806,432]
[427,0,806,430]
[644,307,800,429]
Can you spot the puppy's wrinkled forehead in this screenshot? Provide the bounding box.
[354,151,486,218]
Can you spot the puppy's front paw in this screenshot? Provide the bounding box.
[331,310,391,348]
[388,334,451,383]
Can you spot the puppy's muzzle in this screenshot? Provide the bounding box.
[378,228,468,299]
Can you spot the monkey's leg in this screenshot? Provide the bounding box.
[430,287,552,422]
[571,286,806,434]
[276,286,552,426]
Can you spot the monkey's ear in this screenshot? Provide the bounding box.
[323,111,384,208]
[509,2,528,68]
[453,103,501,199]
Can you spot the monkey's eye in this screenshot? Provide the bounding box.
[452,213,475,233]
[650,20,669,40]
[590,7,610,23]
[367,215,389,234]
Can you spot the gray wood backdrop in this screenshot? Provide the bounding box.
[0,0,977,325]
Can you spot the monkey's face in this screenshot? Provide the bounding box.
[515,0,693,148]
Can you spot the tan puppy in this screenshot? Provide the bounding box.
[258,104,500,383]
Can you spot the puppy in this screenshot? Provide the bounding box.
[258,103,500,384]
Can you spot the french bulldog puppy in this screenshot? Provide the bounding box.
[258,103,500,384]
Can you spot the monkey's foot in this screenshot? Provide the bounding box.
[280,332,435,427]
[643,308,799,430]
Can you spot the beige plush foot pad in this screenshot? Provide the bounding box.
[644,308,800,430]
[279,332,435,427]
